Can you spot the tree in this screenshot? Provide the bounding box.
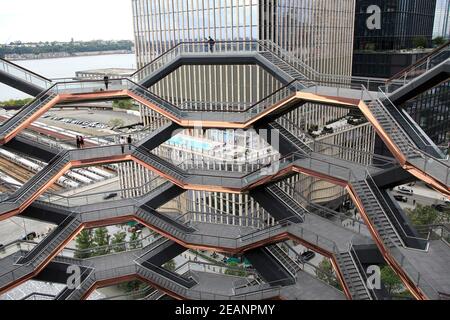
[92,227,110,256]
[75,229,93,259]
[412,36,428,49]
[113,99,136,110]
[163,259,176,272]
[118,280,145,293]
[316,258,341,290]
[224,261,247,277]
[129,231,141,249]
[380,266,403,295]
[111,231,127,253]
[433,36,446,47]
[406,205,439,227]
[109,118,125,128]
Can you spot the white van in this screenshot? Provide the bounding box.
[398,186,414,196]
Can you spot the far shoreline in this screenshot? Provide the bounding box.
[7,50,135,62]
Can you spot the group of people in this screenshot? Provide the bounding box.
[75,134,133,152]
[76,135,85,148]
[119,135,133,153]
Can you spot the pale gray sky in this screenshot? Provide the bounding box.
[0,0,134,43]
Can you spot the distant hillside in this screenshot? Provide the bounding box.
[0,40,134,59]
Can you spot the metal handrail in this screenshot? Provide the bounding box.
[377,87,441,154]
[281,181,368,234]
[387,41,450,83]
[16,212,82,265]
[349,240,376,300]
[366,172,431,247]
[0,57,52,82]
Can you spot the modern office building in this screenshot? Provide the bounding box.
[434,0,450,39]
[354,0,436,51]
[0,9,449,299]
[130,0,371,213]
[353,0,450,146]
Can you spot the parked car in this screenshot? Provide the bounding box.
[394,195,408,203]
[398,186,414,195]
[0,244,4,250]
[103,192,118,200]
[299,251,316,262]
[432,204,448,212]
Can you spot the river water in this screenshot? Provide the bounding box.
[0,53,136,101]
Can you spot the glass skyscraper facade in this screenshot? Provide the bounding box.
[132,0,356,127]
[354,0,449,146]
[433,0,450,38]
[355,0,437,51]
[129,0,375,224]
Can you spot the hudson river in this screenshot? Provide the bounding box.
[0,53,136,101]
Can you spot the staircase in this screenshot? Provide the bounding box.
[367,97,439,159]
[136,207,195,239]
[0,93,57,142]
[0,57,52,96]
[259,51,307,81]
[268,121,312,155]
[266,184,307,222]
[134,148,187,182]
[128,85,180,119]
[266,244,301,278]
[142,290,165,300]
[16,217,82,265]
[352,180,403,248]
[56,268,96,300]
[136,262,196,297]
[0,153,69,215]
[335,252,371,300]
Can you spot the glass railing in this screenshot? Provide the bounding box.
[135,258,285,300]
[377,87,445,158]
[280,181,369,236]
[1,148,69,204]
[131,40,391,94]
[258,40,392,91]
[351,171,440,299]
[16,212,82,265]
[59,233,159,259]
[37,175,167,208]
[0,57,52,90]
[131,41,265,83]
[404,145,450,186]
[385,41,450,92]
[309,140,398,170]
[349,241,376,300]
[21,292,56,300]
[0,87,57,135]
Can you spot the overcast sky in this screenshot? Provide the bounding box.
[0,0,134,43]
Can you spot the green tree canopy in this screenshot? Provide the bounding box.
[433,36,447,47]
[163,259,176,272]
[380,266,403,295]
[111,231,127,253]
[92,227,110,256]
[406,204,439,227]
[109,118,125,128]
[224,261,247,277]
[75,229,93,259]
[316,258,341,290]
[412,36,428,48]
[129,231,141,249]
